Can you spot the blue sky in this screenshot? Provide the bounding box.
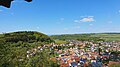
[0,0,120,35]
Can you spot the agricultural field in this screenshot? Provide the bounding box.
[51,33,120,42]
[90,33,120,41]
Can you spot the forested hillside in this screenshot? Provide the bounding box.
[0,31,53,43]
[0,31,57,67]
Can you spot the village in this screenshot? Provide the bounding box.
[26,40,120,67]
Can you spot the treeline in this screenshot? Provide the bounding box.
[0,31,54,43]
[50,34,104,41]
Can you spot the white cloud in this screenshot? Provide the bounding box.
[74,16,95,23]
[80,17,95,22]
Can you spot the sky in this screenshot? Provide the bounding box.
[0,0,120,35]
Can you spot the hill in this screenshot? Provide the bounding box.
[0,31,53,43]
[0,31,56,67]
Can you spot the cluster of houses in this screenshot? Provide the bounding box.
[26,40,120,67]
[49,41,120,67]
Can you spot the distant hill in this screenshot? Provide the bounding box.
[50,33,120,41]
[0,31,53,43]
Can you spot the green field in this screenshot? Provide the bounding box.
[90,33,120,41]
[54,40,68,44]
[51,33,120,41]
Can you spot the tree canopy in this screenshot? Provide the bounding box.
[0,31,57,67]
